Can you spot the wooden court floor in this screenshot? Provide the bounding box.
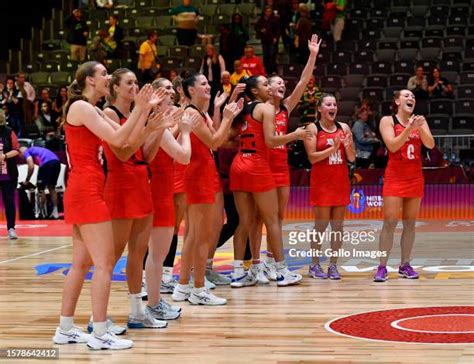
[0,220,473,364]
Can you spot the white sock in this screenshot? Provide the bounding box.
[206,259,213,270]
[266,256,276,264]
[163,266,173,276]
[275,260,287,273]
[142,270,146,279]
[193,286,205,294]
[59,316,73,331]
[129,293,144,317]
[234,260,244,276]
[93,321,107,337]
[52,206,58,214]
[177,283,190,291]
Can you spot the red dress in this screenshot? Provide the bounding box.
[310,121,350,206]
[230,102,276,192]
[268,105,290,187]
[383,115,424,198]
[64,122,110,224]
[150,148,175,226]
[173,162,186,194]
[102,106,153,219]
[183,105,222,204]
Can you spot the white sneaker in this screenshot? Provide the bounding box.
[263,261,278,281]
[188,288,227,306]
[190,276,216,290]
[8,228,17,240]
[172,284,191,302]
[140,278,148,300]
[277,268,303,287]
[127,307,168,329]
[250,263,270,285]
[205,269,231,285]
[53,326,90,344]
[160,298,181,313]
[147,300,181,320]
[87,331,133,350]
[230,271,257,288]
[87,317,127,335]
[160,279,177,294]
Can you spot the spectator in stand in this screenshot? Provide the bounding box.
[407,66,429,100]
[170,0,199,46]
[138,30,159,84]
[295,3,312,65]
[218,24,233,71]
[332,0,347,43]
[229,13,249,66]
[288,0,300,53]
[200,44,226,99]
[0,109,20,239]
[105,15,124,58]
[240,46,266,77]
[89,29,110,65]
[230,60,251,86]
[65,9,89,62]
[95,0,114,9]
[273,0,292,50]
[255,6,280,75]
[428,67,453,99]
[219,71,233,96]
[34,88,53,120]
[352,106,380,168]
[53,86,68,119]
[299,75,322,123]
[169,69,178,82]
[1,77,22,136]
[35,101,58,138]
[16,72,35,125]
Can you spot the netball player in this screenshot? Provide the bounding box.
[304,93,355,280]
[374,89,434,282]
[251,34,321,283]
[172,73,243,305]
[229,76,311,288]
[53,61,163,350]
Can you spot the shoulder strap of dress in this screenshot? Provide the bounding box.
[107,105,126,120]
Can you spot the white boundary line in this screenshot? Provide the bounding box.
[391,314,474,334]
[324,306,474,345]
[0,244,71,265]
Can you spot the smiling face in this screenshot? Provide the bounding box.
[395,89,416,115]
[114,71,138,102]
[416,66,424,78]
[190,74,211,101]
[159,79,175,110]
[318,95,338,123]
[89,63,110,98]
[269,76,285,100]
[432,68,440,79]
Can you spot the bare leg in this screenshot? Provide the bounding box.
[379,196,403,266]
[311,206,331,265]
[329,206,346,264]
[400,197,422,265]
[127,215,153,294]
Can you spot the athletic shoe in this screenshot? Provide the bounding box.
[127,307,168,329]
[308,263,328,279]
[205,269,231,285]
[263,261,278,281]
[160,279,177,294]
[172,284,191,302]
[8,228,17,240]
[327,264,341,280]
[140,278,148,300]
[230,271,257,288]
[160,298,181,313]
[373,265,388,282]
[87,317,127,335]
[190,276,216,290]
[87,331,133,350]
[188,288,227,306]
[53,326,90,344]
[398,263,419,279]
[277,269,303,287]
[250,263,270,284]
[147,301,181,320]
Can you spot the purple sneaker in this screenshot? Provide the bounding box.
[399,263,419,279]
[308,263,328,279]
[327,264,341,280]
[373,265,388,282]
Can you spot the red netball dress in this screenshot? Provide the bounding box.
[310,121,350,206]
[101,106,153,219]
[64,121,110,224]
[150,148,175,226]
[183,105,222,204]
[268,105,290,187]
[383,115,424,198]
[230,102,276,192]
[173,161,186,194]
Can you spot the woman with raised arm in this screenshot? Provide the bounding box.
[171,73,243,305]
[53,61,162,350]
[229,76,311,288]
[251,34,321,283]
[374,89,434,282]
[303,93,355,280]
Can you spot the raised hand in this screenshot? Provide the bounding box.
[342,131,353,147]
[333,135,341,151]
[134,84,153,109]
[294,126,313,141]
[308,34,322,55]
[147,110,174,132]
[229,83,246,103]
[413,115,426,129]
[179,111,201,134]
[213,91,229,109]
[223,98,244,120]
[149,87,168,107]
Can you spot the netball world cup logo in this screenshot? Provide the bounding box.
[348,189,366,214]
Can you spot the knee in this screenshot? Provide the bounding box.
[383,219,398,232]
[402,219,416,230]
[72,259,92,275]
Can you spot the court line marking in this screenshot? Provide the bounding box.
[0,244,72,265]
[324,306,474,345]
[391,314,474,334]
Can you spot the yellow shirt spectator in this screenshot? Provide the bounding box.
[230,69,251,86]
[138,32,158,71]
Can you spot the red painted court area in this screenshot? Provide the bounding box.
[326,306,474,344]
